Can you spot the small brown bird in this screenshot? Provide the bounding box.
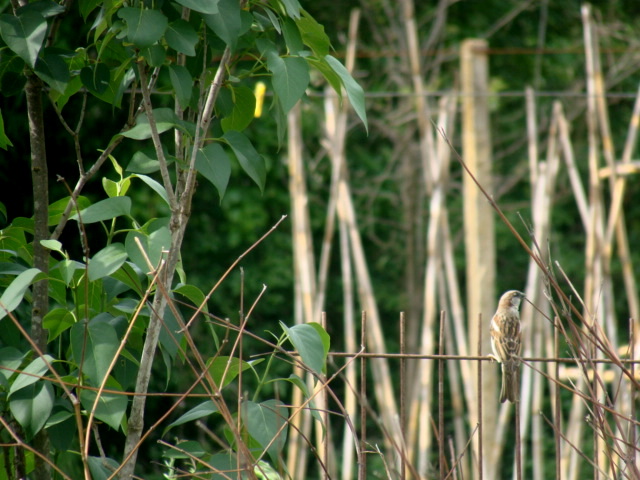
[489,290,525,403]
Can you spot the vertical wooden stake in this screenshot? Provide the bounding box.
[461,38,496,480]
[359,311,367,480]
[438,311,446,479]
[400,312,407,480]
[477,313,484,480]
[554,316,562,480]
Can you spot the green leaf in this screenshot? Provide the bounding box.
[165,19,198,56]
[241,400,288,463]
[51,74,82,110]
[108,262,144,296]
[0,11,47,68]
[132,174,171,206]
[281,17,303,54]
[87,61,132,108]
[88,243,128,281]
[203,0,251,50]
[174,284,208,313]
[70,196,131,223]
[34,50,69,94]
[325,55,368,131]
[50,259,82,286]
[141,44,166,67]
[117,8,168,49]
[43,308,76,343]
[280,321,328,375]
[125,225,171,273]
[220,85,256,132]
[267,54,309,113]
[0,348,26,385]
[80,379,127,431]
[102,177,118,197]
[9,381,54,439]
[163,440,206,459]
[0,108,13,149]
[168,64,192,110]
[126,148,160,174]
[40,239,63,254]
[257,9,280,34]
[163,400,219,436]
[295,9,329,57]
[9,355,54,395]
[306,56,342,96]
[121,107,191,140]
[307,322,330,358]
[48,195,91,226]
[279,0,301,19]
[0,53,26,96]
[279,374,324,425]
[0,268,44,321]
[196,143,231,201]
[70,320,119,385]
[174,0,219,14]
[87,456,120,480]
[208,356,259,389]
[223,131,266,192]
[16,1,65,19]
[79,0,101,20]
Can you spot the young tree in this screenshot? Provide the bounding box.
[0,1,365,478]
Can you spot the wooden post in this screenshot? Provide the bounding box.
[460,39,497,480]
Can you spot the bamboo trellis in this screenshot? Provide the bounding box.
[282,4,640,479]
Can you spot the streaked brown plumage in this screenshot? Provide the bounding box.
[490,290,525,403]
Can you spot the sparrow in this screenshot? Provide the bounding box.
[489,290,525,403]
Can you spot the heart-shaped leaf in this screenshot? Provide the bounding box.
[0,11,47,68]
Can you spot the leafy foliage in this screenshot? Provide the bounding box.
[0,0,363,477]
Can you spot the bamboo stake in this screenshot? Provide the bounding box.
[435,93,471,479]
[412,102,450,475]
[461,38,497,480]
[339,215,357,480]
[554,316,562,480]
[315,9,360,323]
[400,0,436,192]
[441,289,469,479]
[336,174,402,452]
[438,311,446,480]
[477,314,484,480]
[521,99,561,480]
[326,10,401,460]
[325,36,402,455]
[581,6,607,478]
[588,0,620,374]
[604,84,640,329]
[587,20,638,476]
[400,312,407,480]
[286,102,315,479]
[321,11,362,480]
[359,313,367,480]
[400,0,433,380]
[526,87,539,188]
[557,106,590,228]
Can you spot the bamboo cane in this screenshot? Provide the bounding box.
[286,102,316,479]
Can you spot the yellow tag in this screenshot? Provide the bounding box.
[254,81,266,118]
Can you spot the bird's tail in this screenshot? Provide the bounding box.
[500,362,520,403]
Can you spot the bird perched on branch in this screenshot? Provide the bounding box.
[489,290,525,403]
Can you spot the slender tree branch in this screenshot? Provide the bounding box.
[119,48,240,479]
[50,66,159,241]
[25,69,52,480]
[138,63,178,210]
